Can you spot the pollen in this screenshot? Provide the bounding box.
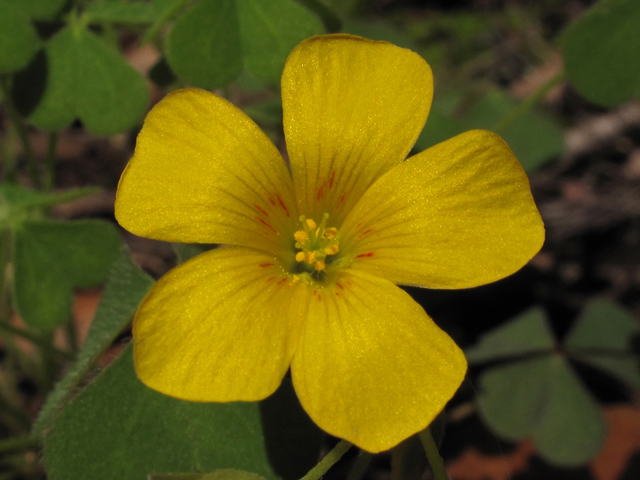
[294,213,340,273]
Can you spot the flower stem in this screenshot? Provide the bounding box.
[0,320,74,361]
[419,428,449,480]
[346,451,373,480]
[299,440,352,480]
[492,70,565,135]
[0,77,41,189]
[44,132,58,192]
[0,436,40,454]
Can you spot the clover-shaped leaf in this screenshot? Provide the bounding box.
[33,248,153,435]
[416,90,563,172]
[44,346,284,480]
[13,219,121,330]
[478,355,606,466]
[565,299,640,391]
[165,0,323,88]
[28,25,149,135]
[3,0,66,20]
[468,307,609,466]
[562,0,640,106]
[0,1,40,74]
[465,308,555,363]
[83,0,158,24]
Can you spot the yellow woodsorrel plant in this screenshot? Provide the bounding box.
[115,34,544,453]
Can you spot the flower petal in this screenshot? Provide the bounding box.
[341,130,545,289]
[115,88,296,253]
[133,247,307,402]
[291,270,466,453]
[281,34,433,226]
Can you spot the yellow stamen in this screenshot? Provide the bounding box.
[293,213,340,273]
[324,228,337,240]
[325,244,339,255]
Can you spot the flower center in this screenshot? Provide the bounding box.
[294,213,339,272]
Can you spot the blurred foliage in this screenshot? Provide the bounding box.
[467,300,640,466]
[0,0,639,479]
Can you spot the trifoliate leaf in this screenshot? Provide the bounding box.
[0,2,40,74]
[237,0,323,84]
[342,19,413,49]
[28,26,149,135]
[84,0,158,24]
[562,0,640,106]
[478,355,606,466]
[165,0,243,89]
[531,356,607,466]
[463,90,564,172]
[565,299,640,390]
[465,308,555,363]
[165,0,323,88]
[3,0,66,20]
[416,89,563,172]
[12,219,121,330]
[43,345,280,480]
[32,249,153,435]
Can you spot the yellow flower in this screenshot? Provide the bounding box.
[115,34,544,453]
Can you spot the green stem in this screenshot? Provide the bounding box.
[346,451,373,480]
[299,440,352,480]
[0,436,39,454]
[492,70,565,135]
[44,132,58,192]
[142,0,190,45]
[419,428,449,480]
[65,318,79,356]
[0,321,74,361]
[0,78,41,190]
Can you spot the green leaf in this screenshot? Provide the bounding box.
[565,299,640,351]
[242,97,283,126]
[532,356,607,466]
[414,108,465,153]
[238,0,324,84]
[565,299,640,390]
[43,345,281,480]
[342,19,413,49]
[416,90,563,171]
[562,0,640,106]
[478,357,549,440]
[84,1,158,24]
[151,470,268,480]
[0,184,98,211]
[2,0,66,20]
[172,242,209,264]
[32,249,153,435]
[28,26,149,135]
[166,0,323,88]
[12,219,121,329]
[0,2,40,74]
[295,0,341,32]
[165,0,243,89]
[478,355,606,466]
[463,90,563,172]
[465,308,555,363]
